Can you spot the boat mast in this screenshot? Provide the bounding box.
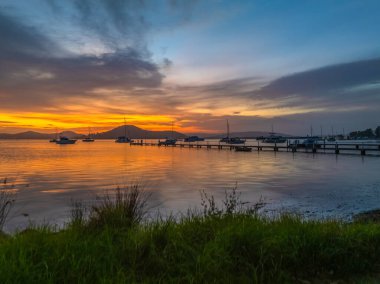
[124,117,127,138]
[227,119,230,138]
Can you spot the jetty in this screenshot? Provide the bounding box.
[129,140,380,156]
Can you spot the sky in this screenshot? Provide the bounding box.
[0,0,379,135]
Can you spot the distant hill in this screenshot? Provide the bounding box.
[190,131,291,139]
[0,131,84,139]
[94,125,186,139]
[0,125,186,139]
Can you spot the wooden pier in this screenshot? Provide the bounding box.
[129,140,380,156]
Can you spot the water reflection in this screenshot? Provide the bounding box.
[0,139,380,231]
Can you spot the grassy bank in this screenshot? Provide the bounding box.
[1,187,380,283]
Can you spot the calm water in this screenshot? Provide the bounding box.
[1,139,380,232]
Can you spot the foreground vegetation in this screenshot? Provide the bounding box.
[1,186,380,283]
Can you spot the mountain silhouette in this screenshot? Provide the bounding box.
[0,131,83,139]
[94,125,186,139]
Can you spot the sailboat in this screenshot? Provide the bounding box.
[82,127,95,142]
[56,136,76,144]
[158,122,177,146]
[326,126,336,142]
[219,119,245,144]
[184,136,205,142]
[262,124,287,143]
[115,118,131,143]
[49,128,58,142]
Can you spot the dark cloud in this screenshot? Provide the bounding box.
[45,0,200,51]
[0,10,163,110]
[255,58,380,109]
[0,12,62,58]
[259,58,380,96]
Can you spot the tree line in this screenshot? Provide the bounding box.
[349,126,380,138]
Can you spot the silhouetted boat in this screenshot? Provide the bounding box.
[115,118,131,143]
[115,136,131,143]
[262,125,287,143]
[291,138,321,148]
[184,136,205,142]
[262,134,287,143]
[56,136,76,144]
[158,122,177,145]
[158,139,177,146]
[219,120,245,144]
[82,137,95,142]
[221,137,246,144]
[82,127,95,142]
[49,128,58,142]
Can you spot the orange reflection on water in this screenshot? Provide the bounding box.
[1,139,380,233]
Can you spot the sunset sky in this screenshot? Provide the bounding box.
[1,0,379,135]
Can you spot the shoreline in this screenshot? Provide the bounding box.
[1,187,380,282]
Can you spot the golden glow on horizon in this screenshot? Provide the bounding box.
[0,112,187,133]
[0,103,327,134]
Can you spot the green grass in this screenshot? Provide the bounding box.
[1,214,380,282]
[1,186,380,283]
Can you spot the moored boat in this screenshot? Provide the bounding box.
[261,126,287,143]
[49,128,58,142]
[158,138,177,146]
[221,137,246,144]
[56,136,76,144]
[115,136,131,143]
[115,118,131,143]
[184,136,205,142]
[82,127,95,142]
[219,119,245,144]
[290,138,321,148]
[262,135,287,143]
[82,137,95,142]
[158,121,177,145]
